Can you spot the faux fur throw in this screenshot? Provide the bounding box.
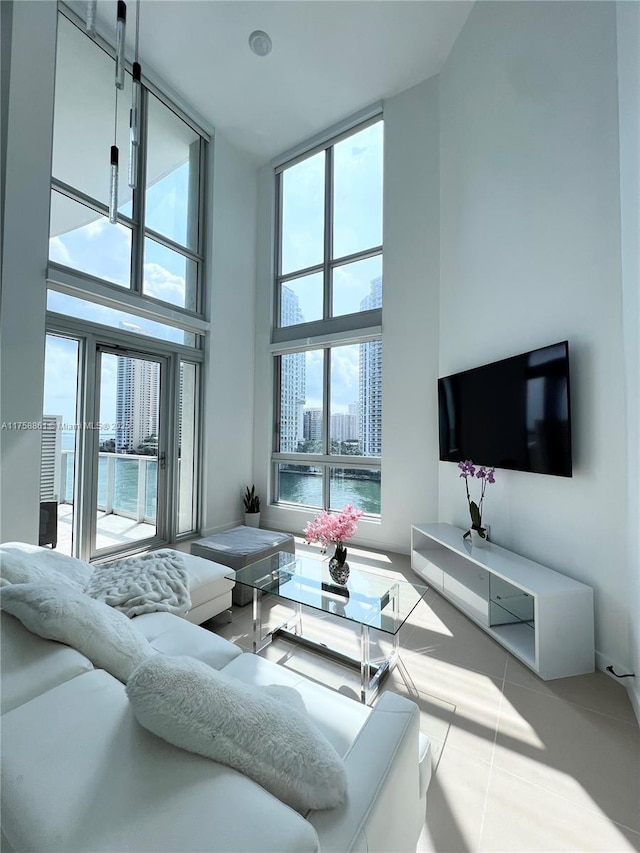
[86,550,191,618]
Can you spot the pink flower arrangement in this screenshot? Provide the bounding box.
[304,503,363,551]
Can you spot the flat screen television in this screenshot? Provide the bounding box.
[438,341,572,477]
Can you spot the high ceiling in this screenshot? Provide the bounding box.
[70,1,473,164]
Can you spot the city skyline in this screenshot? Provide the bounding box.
[280,275,382,456]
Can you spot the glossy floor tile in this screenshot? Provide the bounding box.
[212,540,639,853]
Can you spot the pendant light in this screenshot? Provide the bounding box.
[128,0,141,189]
[109,87,120,224]
[115,0,127,90]
[85,0,97,36]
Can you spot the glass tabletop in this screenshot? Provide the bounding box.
[229,551,428,636]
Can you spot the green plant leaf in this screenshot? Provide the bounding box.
[469,501,481,528]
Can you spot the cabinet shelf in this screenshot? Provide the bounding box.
[411,523,594,680]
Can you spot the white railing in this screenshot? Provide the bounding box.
[61,450,157,524]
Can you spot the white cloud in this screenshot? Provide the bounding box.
[48,237,74,267]
[143,262,186,305]
[85,219,106,239]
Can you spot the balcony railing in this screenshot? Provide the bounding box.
[61,450,157,524]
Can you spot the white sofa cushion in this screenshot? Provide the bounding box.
[1,670,319,853]
[126,654,348,813]
[132,611,243,669]
[0,583,154,683]
[0,542,92,591]
[0,613,93,715]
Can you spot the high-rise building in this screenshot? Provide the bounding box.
[116,349,159,454]
[330,412,359,443]
[359,276,383,456]
[303,408,323,441]
[279,287,306,452]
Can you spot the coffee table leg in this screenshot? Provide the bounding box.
[294,601,302,636]
[252,588,262,654]
[360,624,371,704]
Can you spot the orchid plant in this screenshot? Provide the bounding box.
[304,503,363,563]
[458,460,496,540]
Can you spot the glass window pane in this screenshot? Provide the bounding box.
[333,121,383,260]
[277,463,323,508]
[144,237,198,310]
[53,16,131,210]
[50,191,131,287]
[95,352,160,552]
[330,344,361,455]
[330,468,381,515]
[46,290,199,347]
[281,152,325,275]
[280,273,323,327]
[146,94,201,251]
[279,350,323,453]
[359,340,383,457]
[178,362,199,534]
[333,258,382,318]
[42,334,80,555]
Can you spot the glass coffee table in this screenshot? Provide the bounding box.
[228,551,428,705]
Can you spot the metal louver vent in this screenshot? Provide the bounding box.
[40,415,62,502]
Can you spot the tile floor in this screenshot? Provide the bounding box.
[207,539,640,853]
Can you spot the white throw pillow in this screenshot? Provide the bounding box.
[0,542,92,591]
[0,583,154,683]
[126,654,348,813]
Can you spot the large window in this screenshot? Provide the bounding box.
[49,12,205,319]
[273,118,383,516]
[43,7,206,558]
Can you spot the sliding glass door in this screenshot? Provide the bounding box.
[91,346,168,558]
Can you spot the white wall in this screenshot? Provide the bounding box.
[438,1,628,671]
[616,0,640,719]
[0,1,57,544]
[255,78,441,551]
[201,132,258,534]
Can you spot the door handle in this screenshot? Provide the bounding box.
[159,451,167,470]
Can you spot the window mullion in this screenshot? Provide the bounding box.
[323,146,333,322]
[274,172,283,328]
[323,348,331,508]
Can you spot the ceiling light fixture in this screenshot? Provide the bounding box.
[115,0,127,89]
[109,1,127,223]
[248,30,272,57]
[128,0,142,189]
[85,0,97,36]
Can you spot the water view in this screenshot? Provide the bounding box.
[62,456,380,519]
[279,469,381,515]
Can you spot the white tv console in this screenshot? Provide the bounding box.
[411,523,595,680]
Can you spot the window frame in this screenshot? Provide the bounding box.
[44,4,208,555]
[273,114,383,345]
[271,116,383,516]
[49,5,209,326]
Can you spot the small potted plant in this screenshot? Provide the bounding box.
[243,485,261,528]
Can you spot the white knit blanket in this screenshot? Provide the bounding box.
[86,550,191,618]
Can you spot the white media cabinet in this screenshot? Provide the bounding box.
[411,523,595,680]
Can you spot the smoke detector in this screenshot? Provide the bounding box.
[249,30,272,57]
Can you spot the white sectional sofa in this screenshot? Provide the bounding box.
[0,551,432,853]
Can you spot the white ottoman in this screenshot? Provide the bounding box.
[190,526,296,606]
[180,552,236,624]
